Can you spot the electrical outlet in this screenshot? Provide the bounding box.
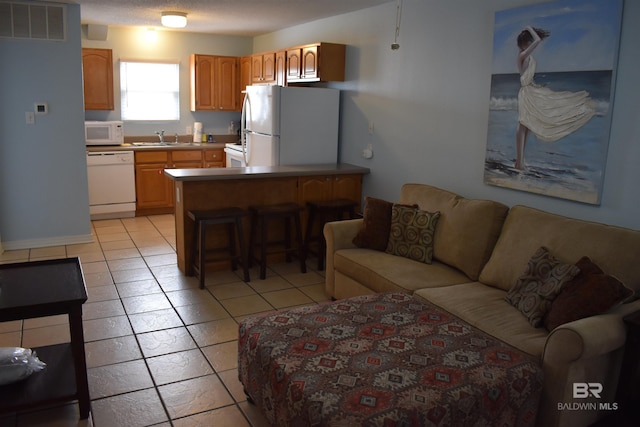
[26,112,35,125]
[186,126,192,135]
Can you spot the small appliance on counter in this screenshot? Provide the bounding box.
[85,120,124,146]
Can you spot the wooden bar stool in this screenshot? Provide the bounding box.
[188,207,250,289]
[248,203,306,280]
[304,199,357,270]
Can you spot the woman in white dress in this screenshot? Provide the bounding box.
[515,26,596,170]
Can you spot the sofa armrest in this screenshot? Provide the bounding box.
[323,218,363,298]
[539,300,640,427]
[543,313,626,364]
[543,299,640,363]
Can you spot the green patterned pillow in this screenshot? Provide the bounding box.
[385,205,440,264]
[505,246,580,328]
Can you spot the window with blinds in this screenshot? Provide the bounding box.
[120,60,180,121]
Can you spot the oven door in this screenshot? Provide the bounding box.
[224,147,246,167]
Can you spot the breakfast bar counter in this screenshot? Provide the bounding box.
[164,163,369,275]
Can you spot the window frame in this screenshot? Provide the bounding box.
[119,59,181,122]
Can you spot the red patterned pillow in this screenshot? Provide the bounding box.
[353,197,394,251]
[544,257,634,331]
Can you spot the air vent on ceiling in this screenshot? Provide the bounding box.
[0,1,66,41]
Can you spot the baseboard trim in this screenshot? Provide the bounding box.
[1,234,94,251]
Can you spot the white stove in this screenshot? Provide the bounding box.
[224,142,245,167]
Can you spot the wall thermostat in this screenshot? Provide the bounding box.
[34,102,48,114]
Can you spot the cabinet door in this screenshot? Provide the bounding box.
[135,163,173,209]
[301,45,319,80]
[82,48,114,110]
[286,49,302,81]
[135,151,172,209]
[262,52,276,84]
[275,50,286,86]
[216,56,238,111]
[298,176,333,204]
[240,56,253,101]
[332,175,362,209]
[190,54,215,111]
[203,149,225,168]
[251,54,264,83]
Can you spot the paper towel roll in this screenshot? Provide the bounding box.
[193,122,203,143]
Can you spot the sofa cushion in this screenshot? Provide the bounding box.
[334,248,471,294]
[399,184,508,281]
[544,256,634,331]
[415,283,549,357]
[352,197,393,251]
[479,205,640,294]
[505,247,580,328]
[385,205,440,264]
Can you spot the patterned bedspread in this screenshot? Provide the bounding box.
[238,292,542,427]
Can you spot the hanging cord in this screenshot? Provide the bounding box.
[391,0,403,50]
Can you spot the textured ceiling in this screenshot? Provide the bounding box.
[67,0,394,36]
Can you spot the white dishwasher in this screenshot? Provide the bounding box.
[87,151,136,219]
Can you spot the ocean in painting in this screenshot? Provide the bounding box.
[484,70,613,204]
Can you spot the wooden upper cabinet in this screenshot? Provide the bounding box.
[190,54,239,112]
[216,56,239,111]
[275,50,286,86]
[191,54,215,111]
[252,52,276,84]
[287,49,301,82]
[82,48,114,110]
[286,43,346,84]
[240,55,253,93]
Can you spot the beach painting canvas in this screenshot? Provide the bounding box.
[484,0,623,204]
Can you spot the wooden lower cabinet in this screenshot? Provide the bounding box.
[136,149,220,215]
[203,149,225,168]
[135,151,173,214]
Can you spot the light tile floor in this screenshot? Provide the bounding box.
[0,214,329,427]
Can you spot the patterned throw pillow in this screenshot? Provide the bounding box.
[544,257,634,331]
[505,247,580,328]
[385,205,440,264]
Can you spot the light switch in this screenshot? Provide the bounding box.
[26,112,35,125]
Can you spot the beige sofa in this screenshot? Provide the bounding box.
[324,183,640,427]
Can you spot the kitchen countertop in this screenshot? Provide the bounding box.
[164,163,370,181]
[86,142,228,152]
[86,133,239,152]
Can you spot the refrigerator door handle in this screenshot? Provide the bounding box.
[241,91,250,165]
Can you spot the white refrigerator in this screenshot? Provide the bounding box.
[240,85,340,166]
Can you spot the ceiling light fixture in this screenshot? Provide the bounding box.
[161,11,187,28]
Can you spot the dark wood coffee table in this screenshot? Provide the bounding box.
[0,258,90,419]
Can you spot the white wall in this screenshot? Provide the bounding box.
[255,0,640,231]
[83,27,253,137]
[0,3,92,249]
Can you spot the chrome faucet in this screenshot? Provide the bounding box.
[155,130,165,143]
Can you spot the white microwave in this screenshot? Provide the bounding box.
[85,121,124,145]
